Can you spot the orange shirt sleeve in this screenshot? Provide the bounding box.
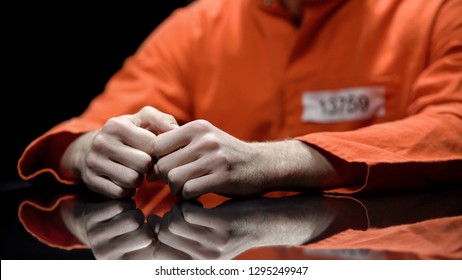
[297,0,462,193]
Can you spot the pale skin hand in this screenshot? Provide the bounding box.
[150,119,363,200]
[60,106,179,198]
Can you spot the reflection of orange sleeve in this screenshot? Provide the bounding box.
[18,181,180,251]
[18,195,87,250]
[306,215,462,260]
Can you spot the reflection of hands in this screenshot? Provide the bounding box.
[60,198,155,259]
[148,196,366,260]
[149,203,249,260]
[60,106,179,198]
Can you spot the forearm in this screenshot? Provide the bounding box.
[251,140,367,192]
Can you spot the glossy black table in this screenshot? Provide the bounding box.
[1,179,461,260]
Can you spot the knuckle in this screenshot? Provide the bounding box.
[200,133,220,150]
[140,106,155,114]
[104,117,125,134]
[213,150,230,166]
[190,119,211,132]
[161,113,175,122]
[91,134,108,152]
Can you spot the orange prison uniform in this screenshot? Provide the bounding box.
[18,0,462,196]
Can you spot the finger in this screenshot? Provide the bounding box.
[165,205,227,247]
[93,224,154,260]
[156,214,207,259]
[162,156,211,195]
[156,144,199,177]
[153,119,218,162]
[133,106,179,134]
[181,202,229,230]
[92,159,144,190]
[87,209,145,245]
[182,173,225,200]
[101,116,159,156]
[157,210,225,260]
[85,200,136,228]
[85,171,134,199]
[153,128,191,158]
[104,142,153,174]
[109,224,155,258]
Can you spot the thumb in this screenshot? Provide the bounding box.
[134,106,179,134]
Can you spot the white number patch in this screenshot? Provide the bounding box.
[301,86,386,123]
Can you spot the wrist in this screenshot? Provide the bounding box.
[59,131,96,181]
[248,140,318,190]
[250,140,364,192]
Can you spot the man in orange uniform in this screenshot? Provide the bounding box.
[18,0,462,200]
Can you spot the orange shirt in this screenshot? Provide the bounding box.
[18,0,462,193]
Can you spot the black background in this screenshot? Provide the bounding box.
[4,1,190,182]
